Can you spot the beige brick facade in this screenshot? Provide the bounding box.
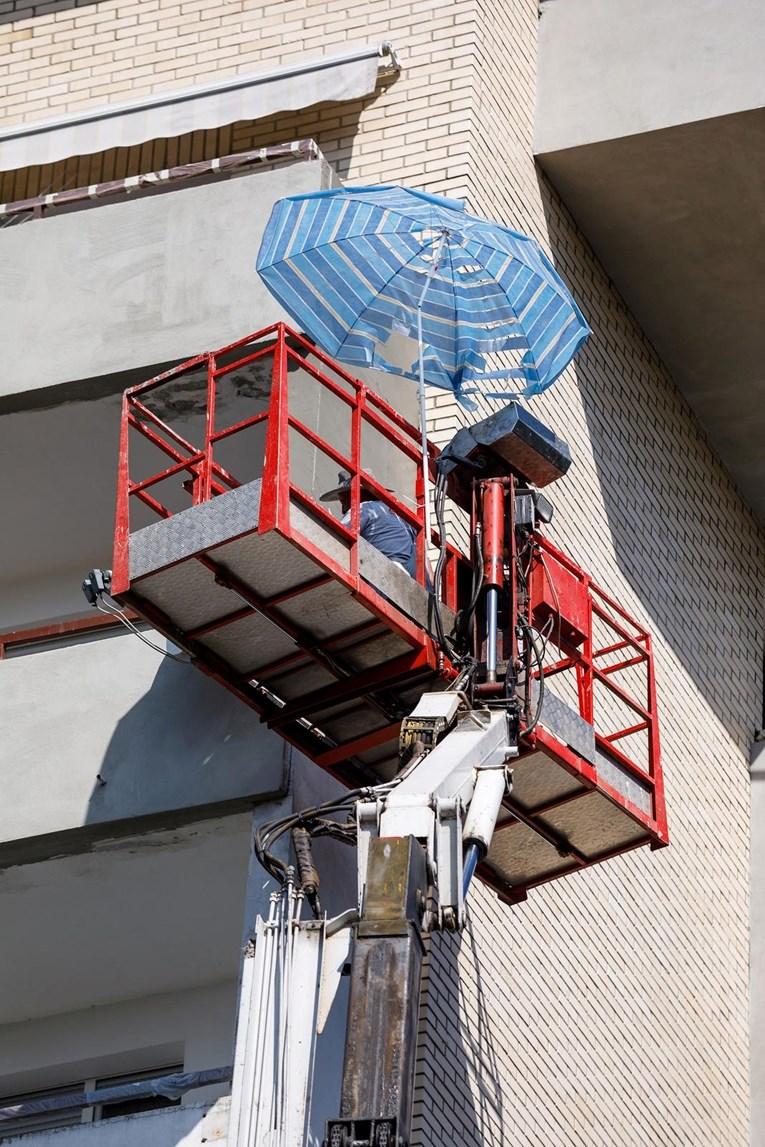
[2,1,763,1143]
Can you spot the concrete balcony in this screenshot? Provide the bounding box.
[0,628,289,863]
[0,143,418,860]
[0,152,333,405]
[535,0,765,520]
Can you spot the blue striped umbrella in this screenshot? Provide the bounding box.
[256,184,590,539]
[256,184,589,404]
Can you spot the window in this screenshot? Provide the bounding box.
[0,1064,183,1140]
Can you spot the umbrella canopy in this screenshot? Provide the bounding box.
[256,184,590,405]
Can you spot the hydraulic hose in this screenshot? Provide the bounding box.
[291,826,321,915]
[462,843,481,898]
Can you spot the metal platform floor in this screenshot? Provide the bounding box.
[119,478,452,784]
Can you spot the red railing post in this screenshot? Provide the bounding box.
[259,324,290,535]
[111,391,132,596]
[350,387,363,587]
[645,633,668,841]
[576,576,595,726]
[197,353,216,505]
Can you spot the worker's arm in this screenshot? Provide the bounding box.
[340,502,370,530]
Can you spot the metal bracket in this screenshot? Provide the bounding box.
[356,798,382,911]
[434,796,463,931]
[325,1116,402,1146]
[359,707,515,930]
[398,691,463,760]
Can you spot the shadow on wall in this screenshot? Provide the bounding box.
[84,652,285,830]
[258,82,397,183]
[537,170,763,746]
[411,921,503,1146]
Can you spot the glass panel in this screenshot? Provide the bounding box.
[360,418,418,520]
[288,363,352,507]
[213,418,268,489]
[214,354,272,427]
[126,425,197,530]
[135,362,208,457]
[127,361,210,530]
[290,343,357,404]
[288,425,350,513]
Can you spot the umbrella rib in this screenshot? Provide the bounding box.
[333,238,442,359]
[270,195,454,265]
[444,236,461,394]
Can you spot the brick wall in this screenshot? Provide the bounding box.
[2,1,763,1143]
[0,0,476,201]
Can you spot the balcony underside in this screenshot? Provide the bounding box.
[538,106,765,520]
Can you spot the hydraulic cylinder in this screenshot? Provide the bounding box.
[481,480,506,682]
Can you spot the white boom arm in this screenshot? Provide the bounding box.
[230,694,517,1147]
[356,696,516,931]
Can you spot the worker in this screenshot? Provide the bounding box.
[320,471,418,578]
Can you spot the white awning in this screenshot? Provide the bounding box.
[0,43,399,173]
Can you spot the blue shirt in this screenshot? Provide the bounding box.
[343,500,417,577]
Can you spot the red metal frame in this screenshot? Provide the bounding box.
[481,532,668,902]
[529,534,663,815]
[111,323,468,782]
[113,323,461,604]
[111,323,667,891]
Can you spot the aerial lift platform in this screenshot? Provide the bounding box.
[95,322,668,1146]
[107,322,666,906]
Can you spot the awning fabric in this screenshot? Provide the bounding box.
[0,43,397,173]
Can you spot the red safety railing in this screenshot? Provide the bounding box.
[110,323,665,846]
[526,534,667,846]
[112,323,466,614]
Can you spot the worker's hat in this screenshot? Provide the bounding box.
[320,471,352,502]
[320,470,394,503]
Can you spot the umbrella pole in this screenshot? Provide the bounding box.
[416,302,432,553]
[415,231,446,574]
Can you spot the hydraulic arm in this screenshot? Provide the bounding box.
[326,698,517,1147]
[231,425,557,1147]
[85,328,667,1147]
[216,404,666,1147]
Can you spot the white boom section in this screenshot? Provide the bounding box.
[229,701,516,1143]
[357,703,516,929]
[229,886,325,1147]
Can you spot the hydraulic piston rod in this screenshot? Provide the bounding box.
[481,480,506,682]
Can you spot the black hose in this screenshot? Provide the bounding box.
[429,471,485,667]
[429,472,456,656]
[519,621,545,735]
[254,789,368,884]
[292,826,322,917]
